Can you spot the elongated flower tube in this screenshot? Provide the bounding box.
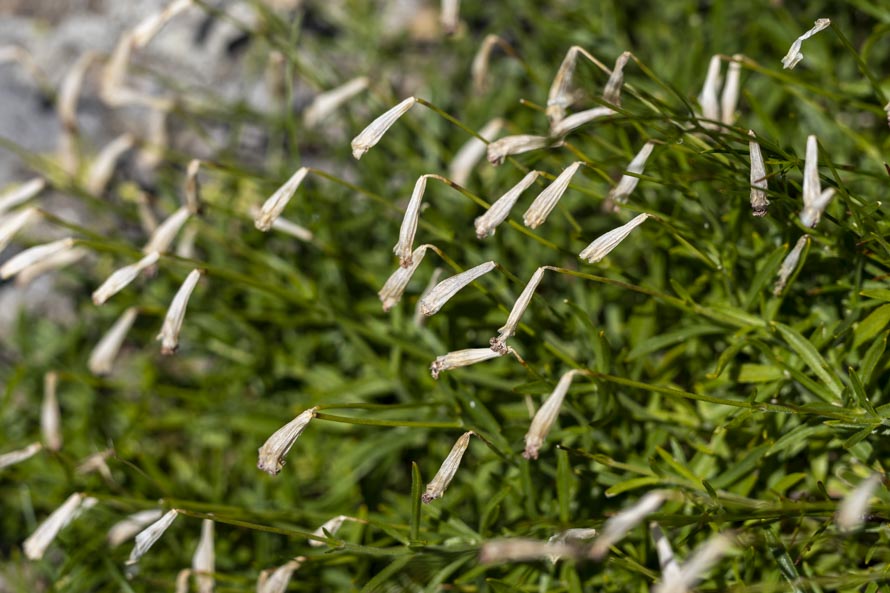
[131,0,193,48]
[491,266,547,353]
[523,162,583,229]
[255,167,310,231]
[440,0,460,33]
[257,407,318,475]
[351,97,416,159]
[0,177,44,215]
[1,238,76,280]
[394,175,432,267]
[800,135,836,227]
[92,251,160,305]
[773,235,809,296]
[16,246,86,287]
[748,130,768,216]
[422,431,474,503]
[86,133,135,195]
[698,55,721,124]
[449,118,504,186]
[589,490,668,559]
[310,515,350,547]
[0,207,39,254]
[184,159,202,215]
[41,372,62,452]
[480,538,578,564]
[107,509,163,547]
[0,442,42,470]
[546,46,609,125]
[548,528,598,563]
[414,267,443,326]
[257,557,305,593]
[127,509,179,565]
[471,34,503,94]
[144,206,190,253]
[23,492,94,560]
[418,261,497,316]
[475,171,541,239]
[487,135,558,166]
[379,244,430,311]
[720,56,742,125]
[781,18,831,69]
[191,519,214,593]
[654,533,733,593]
[304,76,369,128]
[524,370,582,459]
[157,268,202,355]
[837,473,882,533]
[551,106,616,137]
[603,51,632,106]
[430,347,507,379]
[579,213,650,263]
[608,141,655,204]
[57,51,96,173]
[651,523,681,580]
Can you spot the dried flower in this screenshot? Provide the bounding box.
[579,212,650,263]
[257,407,319,475]
[603,51,632,106]
[15,246,87,287]
[131,0,193,47]
[0,442,42,470]
[255,167,310,231]
[550,106,617,137]
[418,261,497,316]
[773,235,809,296]
[145,206,191,253]
[720,56,742,125]
[137,108,168,172]
[800,136,836,228]
[414,267,443,326]
[393,175,432,267]
[449,118,504,186]
[479,538,578,564]
[422,431,474,502]
[41,371,62,452]
[440,0,460,33]
[57,51,96,173]
[491,266,547,353]
[257,557,306,593]
[607,141,655,205]
[379,244,430,311]
[0,207,39,254]
[92,251,160,305]
[487,134,558,166]
[654,533,733,593]
[524,370,583,459]
[590,490,668,559]
[269,216,314,242]
[547,46,579,124]
[837,473,882,533]
[475,171,542,239]
[1,238,76,280]
[430,347,507,379]
[651,522,681,580]
[157,268,203,354]
[698,55,722,124]
[127,508,180,565]
[23,492,94,560]
[351,97,417,159]
[523,162,583,229]
[748,130,769,216]
[471,34,504,93]
[781,18,831,70]
[108,509,164,547]
[175,223,199,258]
[191,519,215,593]
[304,77,369,128]
[88,309,137,376]
[86,133,135,195]
[547,528,598,563]
[184,159,202,214]
[310,515,350,547]
[175,569,192,593]
[76,449,113,480]
[0,177,45,215]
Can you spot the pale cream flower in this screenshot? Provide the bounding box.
[75,449,113,480]
[144,206,191,253]
[748,130,769,217]
[654,532,733,593]
[131,0,193,48]
[490,266,547,353]
[184,159,202,214]
[257,407,319,475]
[471,34,503,94]
[449,118,504,186]
[175,569,192,593]
[351,97,417,159]
[590,490,668,559]
[0,238,76,280]
[107,509,164,547]
[137,108,168,172]
[267,216,314,242]
[607,141,655,204]
[0,207,39,254]
[414,267,444,326]
[547,528,598,563]
[781,18,831,70]
[524,370,583,459]
[550,106,617,137]
[379,244,430,311]
[23,492,92,560]
[255,167,310,231]
[487,135,558,166]
[257,557,306,593]
[127,508,180,565]
[175,223,199,258]
[430,347,507,379]
[85,133,135,195]
[191,519,215,593]
[440,0,460,33]
[418,261,497,316]
[475,171,541,239]
[773,235,809,296]
[100,32,175,111]
[88,308,138,376]
[579,213,650,263]
[393,175,433,267]
[800,135,835,228]
[304,77,369,128]
[651,522,681,580]
[603,51,632,106]
[41,372,62,452]
[15,246,87,287]
[422,431,474,503]
[837,473,882,533]
[720,56,742,125]
[547,46,592,124]
[0,442,42,470]
[92,251,160,305]
[57,51,97,173]
[479,538,578,564]
[0,177,45,215]
[523,162,583,229]
[698,55,722,124]
[157,268,203,355]
[309,515,350,547]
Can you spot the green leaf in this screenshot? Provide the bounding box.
[861,330,888,386]
[605,476,663,496]
[556,448,572,523]
[410,461,422,542]
[854,304,890,348]
[738,363,785,383]
[767,425,829,457]
[860,288,890,302]
[772,322,844,399]
[626,324,722,361]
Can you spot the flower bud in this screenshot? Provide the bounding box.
[127,509,180,565]
[92,251,160,305]
[257,407,319,475]
[304,77,369,128]
[475,171,541,239]
[524,370,583,459]
[379,244,430,311]
[491,266,547,353]
[523,162,583,229]
[449,118,503,186]
[748,130,769,217]
[41,371,62,452]
[351,97,417,160]
[157,268,203,355]
[191,519,214,593]
[837,473,882,533]
[255,167,309,232]
[579,213,650,263]
[0,177,44,216]
[430,347,507,379]
[418,261,496,317]
[607,141,655,205]
[773,235,808,296]
[1,238,76,280]
[590,490,668,560]
[422,431,474,503]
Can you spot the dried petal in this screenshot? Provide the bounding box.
[379,244,430,311]
[257,557,305,593]
[255,167,310,231]
[487,135,558,166]
[107,509,164,547]
[422,431,474,503]
[607,141,655,204]
[837,473,882,533]
[257,407,318,475]
[0,177,45,215]
[1,238,76,280]
[157,268,203,355]
[310,515,349,547]
[92,251,160,305]
[524,370,583,459]
[773,235,809,296]
[748,130,769,217]
[430,347,506,379]
[579,213,650,263]
[590,490,668,559]
[418,261,497,316]
[304,77,369,128]
[351,97,417,159]
[393,175,430,266]
[191,519,214,593]
[551,106,616,137]
[41,372,62,452]
[781,18,831,70]
[0,207,39,254]
[523,161,583,228]
[0,442,42,470]
[475,171,541,239]
[145,206,191,253]
[491,266,546,352]
[23,492,88,560]
[720,56,742,125]
[602,51,632,106]
[449,118,504,186]
[86,133,135,195]
[127,509,179,565]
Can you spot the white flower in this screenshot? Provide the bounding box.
[351,97,417,159]
[471,34,503,93]
[378,244,430,311]
[603,51,632,106]
[15,246,87,287]
[127,508,180,565]
[654,532,733,593]
[490,266,547,353]
[57,51,96,171]
[304,77,369,128]
[547,528,598,563]
[698,55,722,124]
[257,407,319,475]
[590,490,668,559]
[607,141,655,204]
[184,159,202,214]
[0,207,39,254]
[144,206,191,253]
[449,118,504,186]
[131,0,194,48]
[0,442,42,470]
[157,268,203,355]
[310,515,350,547]
[800,135,836,228]
[579,213,650,263]
[440,0,460,33]
[524,370,583,459]
[255,167,310,232]
[92,251,160,305]
[85,133,135,195]
[41,372,62,452]
[773,235,808,296]
[0,177,45,216]
[393,175,431,267]
[479,538,578,564]
[475,171,541,238]
[748,130,769,217]
[107,509,164,547]
[1,238,76,280]
[550,106,617,137]
[418,261,497,317]
[781,18,831,70]
[430,347,507,379]
[256,557,306,593]
[837,473,882,533]
[650,523,681,580]
[487,135,560,166]
[546,46,609,125]
[720,56,742,125]
[191,519,214,593]
[23,492,96,560]
[422,431,474,503]
[523,162,584,229]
